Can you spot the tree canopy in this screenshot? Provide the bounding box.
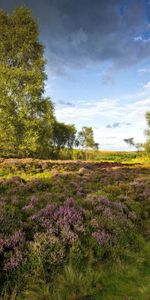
[0,7,98,159]
[52,121,77,152]
[0,7,54,157]
[77,127,98,150]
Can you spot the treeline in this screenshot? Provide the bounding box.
[0,7,98,159]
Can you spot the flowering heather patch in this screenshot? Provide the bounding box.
[85,194,127,216]
[0,159,150,297]
[31,198,85,243]
[3,248,23,271]
[4,231,24,249]
[0,231,25,273]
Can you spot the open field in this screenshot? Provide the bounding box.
[56,150,150,164]
[90,151,150,164]
[0,158,150,299]
[1,149,149,164]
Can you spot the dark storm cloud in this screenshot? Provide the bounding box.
[0,0,150,75]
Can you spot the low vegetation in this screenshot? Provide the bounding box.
[0,158,150,299]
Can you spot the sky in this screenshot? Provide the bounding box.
[0,0,150,150]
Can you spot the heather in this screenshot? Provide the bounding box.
[0,159,150,299]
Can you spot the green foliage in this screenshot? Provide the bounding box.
[56,148,148,163]
[52,122,76,155]
[29,232,66,274]
[76,127,98,160]
[77,126,98,150]
[146,112,150,128]
[19,281,52,300]
[0,7,55,157]
[145,141,150,156]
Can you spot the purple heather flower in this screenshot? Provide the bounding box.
[112,202,125,213]
[139,189,150,200]
[103,208,114,220]
[99,197,110,206]
[64,197,74,207]
[31,198,84,242]
[3,249,23,271]
[76,190,84,196]
[31,214,38,221]
[92,230,111,246]
[128,211,136,221]
[5,231,24,249]
[41,204,57,218]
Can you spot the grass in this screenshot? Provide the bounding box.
[9,246,150,300]
[0,157,150,299]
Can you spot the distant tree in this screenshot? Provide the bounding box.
[77,127,94,149]
[0,7,55,157]
[123,138,135,149]
[145,112,150,155]
[52,121,76,153]
[135,143,143,152]
[77,126,97,159]
[93,142,99,150]
[66,124,77,149]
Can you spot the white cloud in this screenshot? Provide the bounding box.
[55,96,150,150]
[143,81,150,88]
[134,35,143,41]
[56,98,119,121]
[56,97,150,123]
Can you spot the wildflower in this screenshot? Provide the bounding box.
[111,201,125,213]
[128,211,136,221]
[5,231,24,249]
[3,249,23,271]
[99,197,110,206]
[92,230,111,246]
